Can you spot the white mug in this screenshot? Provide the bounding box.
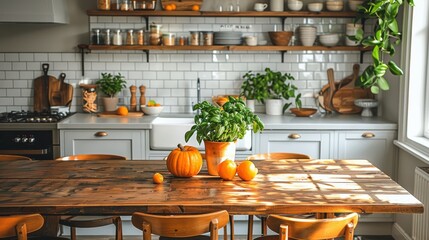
[254,3,268,11]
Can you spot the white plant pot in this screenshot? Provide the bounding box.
[102,97,119,112]
[265,99,283,115]
[246,99,255,112]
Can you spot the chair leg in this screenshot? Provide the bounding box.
[229,215,234,240]
[247,215,253,240]
[113,216,123,240]
[70,227,76,240]
[260,216,267,236]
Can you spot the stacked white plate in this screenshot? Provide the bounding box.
[299,26,317,46]
[213,32,243,45]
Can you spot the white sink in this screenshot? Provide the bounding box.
[150,117,252,151]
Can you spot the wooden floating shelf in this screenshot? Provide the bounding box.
[87,10,358,18]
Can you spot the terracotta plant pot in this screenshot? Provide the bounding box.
[102,97,119,112]
[204,140,236,176]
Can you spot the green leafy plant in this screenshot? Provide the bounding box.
[240,68,299,113]
[353,0,414,94]
[185,96,264,144]
[96,73,127,97]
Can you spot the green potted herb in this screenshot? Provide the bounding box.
[241,68,298,115]
[185,97,264,176]
[96,72,127,111]
[353,0,414,94]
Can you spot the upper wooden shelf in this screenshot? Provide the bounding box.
[87,10,358,18]
[82,44,369,52]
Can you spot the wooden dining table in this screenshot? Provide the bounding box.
[0,159,424,236]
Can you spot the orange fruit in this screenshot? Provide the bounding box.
[217,159,237,181]
[116,106,129,116]
[165,4,173,11]
[155,103,161,106]
[192,4,200,11]
[153,172,164,184]
[171,3,177,10]
[237,160,258,181]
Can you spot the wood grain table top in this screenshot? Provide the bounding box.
[0,159,424,216]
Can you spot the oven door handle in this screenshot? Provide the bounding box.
[0,149,48,155]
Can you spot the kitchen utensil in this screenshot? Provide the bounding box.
[332,64,373,114]
[268,31,293,46]
[97,111,144,117]
[49,73,65,107]
[34,63,55,112]
[319,68,354,112]
[290,107,317,117]
[160,0,202,10]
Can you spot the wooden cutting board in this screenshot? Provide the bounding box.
[97,112,144,118]
[161,0,203,10]
[34,63,55,112]
[60,77,74,107]
[332,64,373,114]
[48,73,65,107]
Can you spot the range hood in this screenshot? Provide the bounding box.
[0,0,69,24]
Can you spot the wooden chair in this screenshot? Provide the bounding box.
[253,212,359,240]
[131,210,230,240]
[0,154,32,161]
[56,154,125,240]
[56,154,126,161]
[246,152,311,240]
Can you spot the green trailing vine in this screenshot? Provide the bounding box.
[354,0,414,94]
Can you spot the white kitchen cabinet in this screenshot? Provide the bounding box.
[257,130,333,159]
[60,129,148,160]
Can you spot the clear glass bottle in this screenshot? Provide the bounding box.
[113,29,123,45]
[126,29,135,45]
[103,29,111,45]
[137,29,145,45]
[92,29,102,45]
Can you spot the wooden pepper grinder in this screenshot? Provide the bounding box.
[129,85,137,112]
[139,85,146,109]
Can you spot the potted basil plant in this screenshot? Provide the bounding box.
[96,72,127,111]
[185,97,264,176]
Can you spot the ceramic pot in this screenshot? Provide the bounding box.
[102,97,119,112]
[265,99,283,115]
[246,99,255,112]
[270,0,284,11]
[204,140,236,176]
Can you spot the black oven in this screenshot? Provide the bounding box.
[0,130,54,160]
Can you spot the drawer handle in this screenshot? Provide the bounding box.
[288,133,301,139]
[362,132,375,138]
[94,131,108,137]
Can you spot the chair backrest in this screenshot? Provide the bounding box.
[56,154,127,161]
[246,152,311,160]
[0,154,32,161]
[0,214,44,239]
[131,210,229,240]
[266,213,359,240]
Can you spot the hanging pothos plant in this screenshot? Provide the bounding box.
[353,0,414,94]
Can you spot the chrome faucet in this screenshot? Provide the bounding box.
[197,78,201,105]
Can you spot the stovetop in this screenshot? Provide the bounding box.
[0,110,72,123]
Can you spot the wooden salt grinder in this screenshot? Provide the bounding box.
[129,85,137,112]
[139,85,146,108]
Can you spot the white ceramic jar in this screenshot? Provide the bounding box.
[270,0,284,11]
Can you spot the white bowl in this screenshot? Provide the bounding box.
[319,33,340,46]
[308,2,323,12]
[141,105,164,115]
[244,36,258,46]
[349,0,364,11]
[326,4,343,11]
[288,1,303,11]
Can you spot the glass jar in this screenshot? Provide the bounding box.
[103,29,112,45]
[111,0,120,10]
[126,29,135,45]
[178,36,187,46]
[190,31,199,46]
[137,29,145,45]
[97,0,111,10]
[91,29,102,45]
[120,0,133,10]
[150,24,162,45]
[202,31,213,46]
[162,33,175,46]
[113,29,123,45]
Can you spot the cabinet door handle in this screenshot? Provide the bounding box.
[362,132,375,138]
[288,133,301,139]
[94,131,108,137]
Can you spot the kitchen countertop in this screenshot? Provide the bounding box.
[57,112,397,130]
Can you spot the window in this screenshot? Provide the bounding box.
[397,2,429,164]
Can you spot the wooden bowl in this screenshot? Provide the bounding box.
[268,31,294,46]
[290,108,317,117]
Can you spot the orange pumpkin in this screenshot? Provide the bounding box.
[166,144,202,177]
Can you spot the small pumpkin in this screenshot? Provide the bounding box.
[166,144,202,177]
